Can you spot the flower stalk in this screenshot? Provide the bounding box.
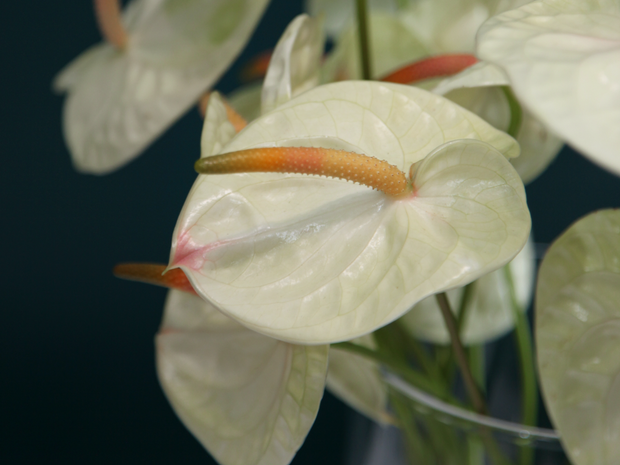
[94,0,128,50]
[436,292,488,415]
[355,0,372,80]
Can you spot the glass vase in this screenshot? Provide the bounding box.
[345,372,567,465]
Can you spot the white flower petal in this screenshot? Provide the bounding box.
[536,210,620,465]
[262,14,324,114]
[157,290,328,465]
[401,237,535,345]
[326,335,392,424]
[477,0,620,175]
[56,0,271,174]
[201,92,237,158]
[433,62,563,184]
[170,82,527,344]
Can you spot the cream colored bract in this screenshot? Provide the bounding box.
[536,210,620,465]
[169,81,530,344]
[477,0,620,176]
[157,290,328,465]
[401,238,534,345]
[54,0,270,174]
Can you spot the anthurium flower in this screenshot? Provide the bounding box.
[401,237,534,345]
[536,210,620,465]
[53,0,270,174]
[477,0,620,176]
[158,289,329,465]
[169,80,530,345]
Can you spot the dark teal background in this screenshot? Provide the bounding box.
[2,0,620,463]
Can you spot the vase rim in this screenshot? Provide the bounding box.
[385,372,560,442]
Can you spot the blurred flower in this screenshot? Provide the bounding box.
[54,0,271,174]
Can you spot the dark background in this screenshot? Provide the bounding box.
[2,0,619,463]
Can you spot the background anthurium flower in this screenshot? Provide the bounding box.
[170,80,530,344]
[401,237,534,345]
[53,0,270,174]
[432,63,564,184]
[477,0,620,176]
[157,289,328,465]
[261,14,324,114]
[536,210,620,465]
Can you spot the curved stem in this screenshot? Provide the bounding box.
[436,292,488,415]
[355,0,372,80]
[94,0,128,49]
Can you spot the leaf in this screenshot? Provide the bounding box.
[261,14,324,114]
[477,0,620,176]
[536,209,620,465]
[327,335,393,424]
[170,81,528,344]
[401,237,535,345]
[55,0,271,174]
[157,290,328,465]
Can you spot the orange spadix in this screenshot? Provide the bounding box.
[113,263,197,295]
[195,147,410,197]
[94,0,128,50]
[381,54,477,84]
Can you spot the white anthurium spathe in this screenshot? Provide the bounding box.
[536,210,620,465]
[157,289,329,465]
[169,80,530,345]
[477,0,620,176]
[53,0,271,174]
[327,335,393,425]
[261,14,324,114]
[433,62,564,184]
[401,237,534,345]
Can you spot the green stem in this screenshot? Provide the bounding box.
[457,282,476,333]
[503,265,538,465]
[436,292,488,415]
[355,0,372,80]
[332,341,449,397]
[501,86,523,139]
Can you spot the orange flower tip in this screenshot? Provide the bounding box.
[194,147,412,197]
[113,262,197,295]
[381,54,478,84]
